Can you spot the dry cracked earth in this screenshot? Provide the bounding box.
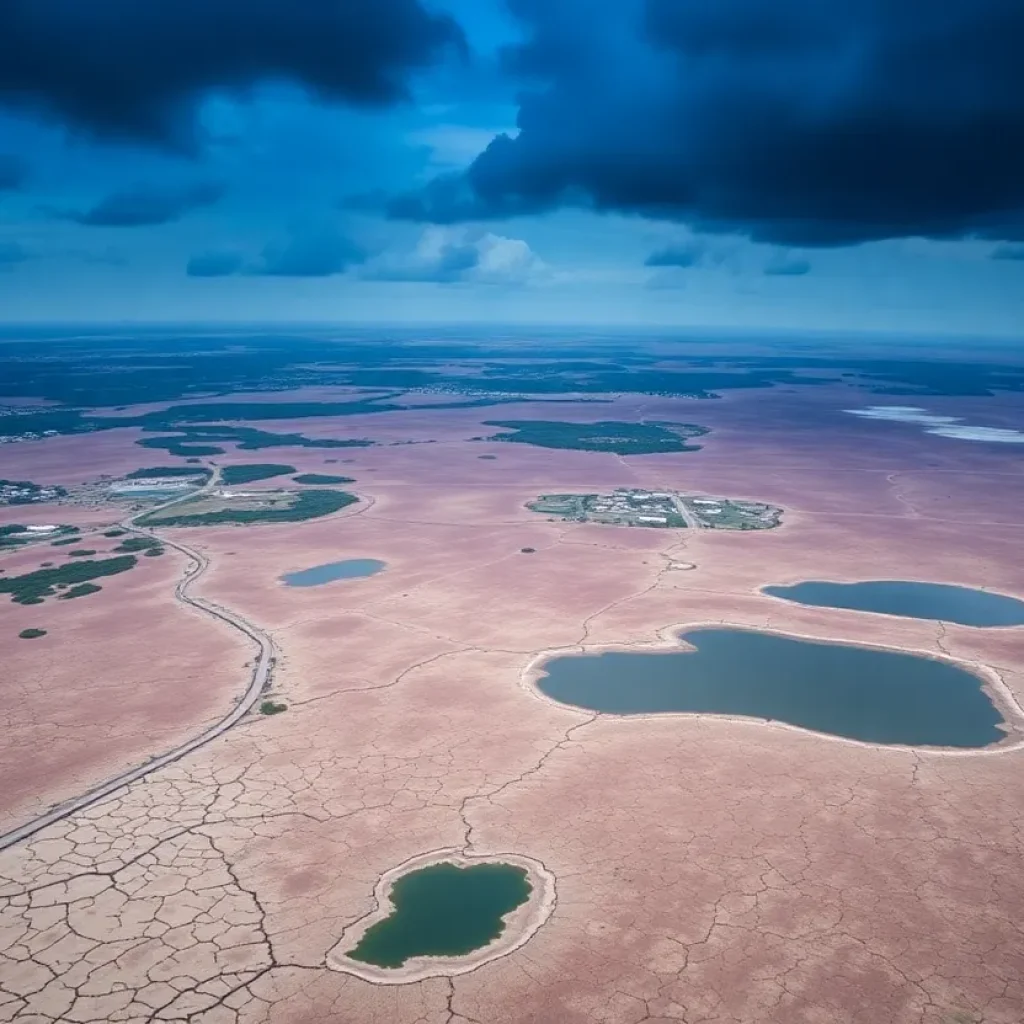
[2,386,1024,1023]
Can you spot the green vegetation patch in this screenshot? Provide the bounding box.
[348,862,532,968]
[136,438,226,457]
[50,537,80,547]
[18,628,47,639]
[221,464,297,486]
[115,535,164,553]
[67,549,97,557]
[0,524,30,550]
[137,488,357,528]
[60,583,103,600]
[0,555,136,604]
[137,425,373,457]
[482,420,709,456]
[103,528,127,537]
[125,466,212,480]
[259,700,288,716]
[292,473,356,485]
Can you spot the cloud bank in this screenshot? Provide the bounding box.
[846,406,1024,444]
[0,241,31,268]
[0,0,463,145]
[54,182,224,227]
[392,0,1024,246]
[0,154,28,191]
[187,227,366,278]
[186,251,245,278]
[365,228,545,285]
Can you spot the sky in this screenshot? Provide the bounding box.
[1,0,1023,334]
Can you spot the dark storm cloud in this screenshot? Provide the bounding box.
[991,244,1024,261]
[644,242,706,268]
[763,253,811,276]
[251,227,365,277]
[393,0,1024,245]
[187,251,245,277]
[0,154,28,191]
[367,241,480,282]
[0,241,31,268]
[0,0,463,145]
[52,182,224,227]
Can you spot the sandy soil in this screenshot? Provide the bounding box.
[1,384,1023,1023]
[1,537,250,833]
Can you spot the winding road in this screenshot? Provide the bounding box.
[0,471,276,852]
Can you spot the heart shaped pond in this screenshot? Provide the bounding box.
[535,628,1008,748]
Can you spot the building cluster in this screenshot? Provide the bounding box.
[0,430,59,445]
[529,488,783,531]
[0,481,65,505]
[107,478,201,496]
[529,489,684,528]
[587,489,679,526]
[683,496,781,530]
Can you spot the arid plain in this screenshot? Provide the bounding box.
[2,383,1024,1024]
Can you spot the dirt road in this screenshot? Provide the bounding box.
[0,469,275,851]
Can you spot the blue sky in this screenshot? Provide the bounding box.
[1,0,1023,334]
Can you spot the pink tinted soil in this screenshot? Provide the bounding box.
[2,541,248,831]
[1,384,1024,1023]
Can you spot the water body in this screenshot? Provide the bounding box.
[348,862,532,969]
[537,628,1006,748]
[763,580,1024,628]
[280,558,385,587]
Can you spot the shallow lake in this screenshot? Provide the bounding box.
[280,558,385,587]
[536,628,1006,748]
[763,580,1024,628]
[348,862,531,968]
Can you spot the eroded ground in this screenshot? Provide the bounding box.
[1,528,247,833]
[2,385,1024,1023]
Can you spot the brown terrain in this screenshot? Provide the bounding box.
[1,384,1023,1023]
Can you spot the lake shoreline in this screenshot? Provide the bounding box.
[326,848,557,985]
[520,621,1024,756]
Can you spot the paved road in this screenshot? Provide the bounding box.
[0,472,276,852]
[672,494,701,530]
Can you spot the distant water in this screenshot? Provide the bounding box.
[281,558,385,587]
[536,628,1006,748]
[763,580,1024,628]
[348,862,531,968]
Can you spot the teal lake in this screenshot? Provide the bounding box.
[281,558,386,587]
[536,628,1007,748]
[763,580,1024,627]
[348,862,532,968]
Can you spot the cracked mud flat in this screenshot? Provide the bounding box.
[1,541,248,833]
[2,387,1024,1023]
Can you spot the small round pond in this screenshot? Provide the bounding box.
[762,580,1024,628]
[280,558,386,588]
[535,628,1008,748]
[346,861,532,970]
[329,852,555,984]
